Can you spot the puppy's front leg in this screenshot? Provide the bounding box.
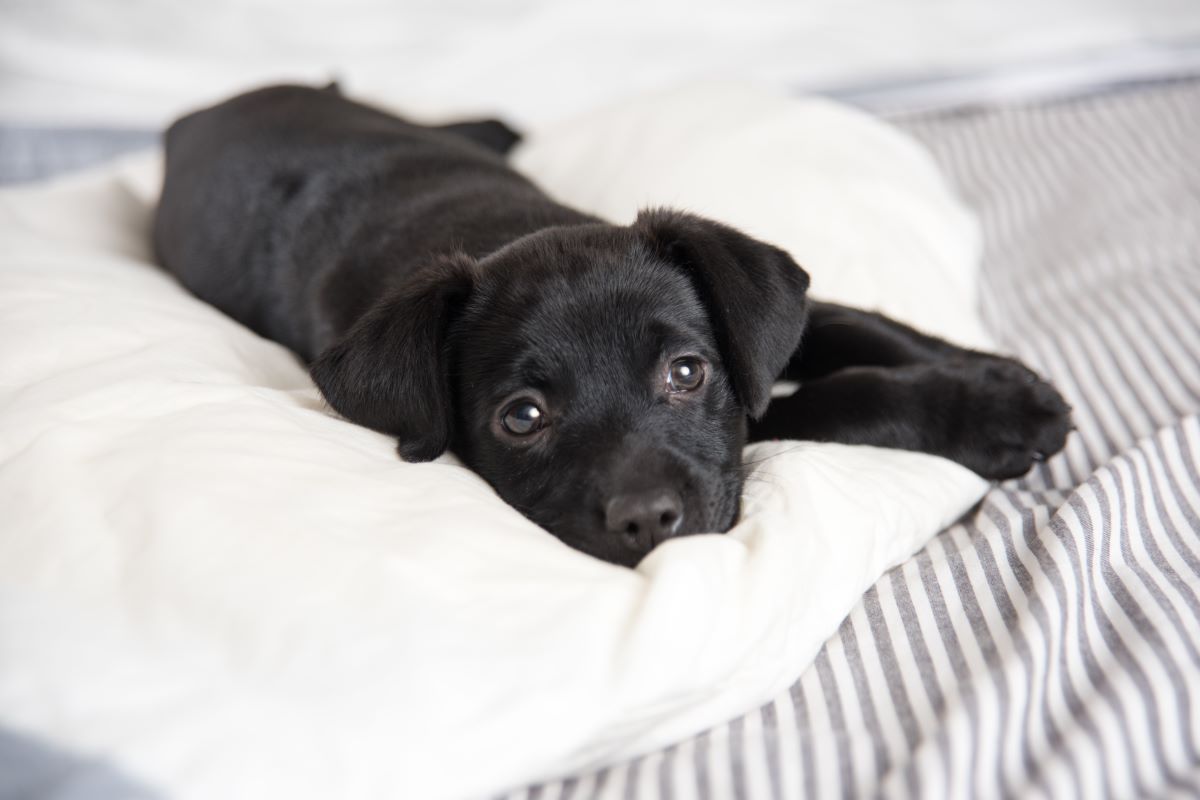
[783,301,970,380]
[749,359,1072,480]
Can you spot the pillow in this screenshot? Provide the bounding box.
[512,82,991,349]
[0,86,988,799]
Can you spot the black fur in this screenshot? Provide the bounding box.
[154,84,1071,566]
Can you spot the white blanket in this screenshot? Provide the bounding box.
[0,87,988,799]
[2,0,1199,126]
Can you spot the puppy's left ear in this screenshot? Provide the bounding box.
[635,209,810,418]
[309,253,475,461]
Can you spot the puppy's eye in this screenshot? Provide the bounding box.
[500,400,546,436]
[667,357,705,393]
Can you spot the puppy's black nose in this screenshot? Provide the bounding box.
[605,489,684,553]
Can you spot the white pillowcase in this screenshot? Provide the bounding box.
[513,82,990,349]
[0,86,988,799]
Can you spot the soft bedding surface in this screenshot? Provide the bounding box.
[0,89,990,799]
[510,79,1200,800]
[3,0,1200,127]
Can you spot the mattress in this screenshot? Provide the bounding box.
[505,79,1200,799]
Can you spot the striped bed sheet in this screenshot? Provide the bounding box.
[509,79,1200,799]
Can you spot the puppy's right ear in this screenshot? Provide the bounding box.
[310,254,475,462]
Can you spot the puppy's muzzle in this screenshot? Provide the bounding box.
[605,488,684,557]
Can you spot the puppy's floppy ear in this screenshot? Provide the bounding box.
[635,209,810,418]
[310,253,475,462]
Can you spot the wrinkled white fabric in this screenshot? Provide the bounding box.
[0,88,989,799]
[2,0,1199,126]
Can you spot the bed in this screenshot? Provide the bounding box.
[5,80,1197,799]
[2,6,1199,798]
[489,77,1200,800]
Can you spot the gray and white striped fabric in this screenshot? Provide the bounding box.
[510,79,1200,799]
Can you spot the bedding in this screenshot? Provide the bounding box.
[510,78,1200,799]
[3,1,1200,129]
[0,125,157,186]
[0,88,992,799]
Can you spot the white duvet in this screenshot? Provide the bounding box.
[0,86,989,799]
[3,0,1200,126]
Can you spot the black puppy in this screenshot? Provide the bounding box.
[154,84,1071,566]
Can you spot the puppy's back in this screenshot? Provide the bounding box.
[154,84,529,358]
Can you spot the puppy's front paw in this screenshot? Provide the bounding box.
[945,357,1072,480]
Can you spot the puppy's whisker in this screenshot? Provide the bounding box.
[739,443,808,469]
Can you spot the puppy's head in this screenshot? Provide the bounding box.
[311,210,809,566]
